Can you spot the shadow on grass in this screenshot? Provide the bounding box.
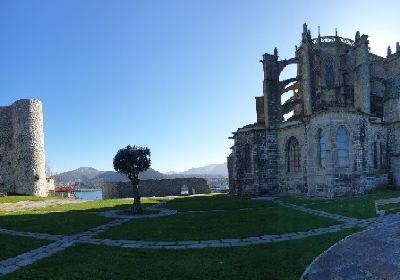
[0,234,50,261]
[1,228,360,280]
[164,193,276,211]
[0,198,164,235]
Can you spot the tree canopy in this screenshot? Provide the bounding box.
[113,145,151,214]
[113,145,151,181]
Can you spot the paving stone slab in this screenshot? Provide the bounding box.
[15,258,34,267]
[230,242,251,247]
[121,243,143,249]
[302,215,400,279]
[164,245,187,250]
[209,243,227,248]
[187,243,209,249]
[0,265,19,276]
[156,241,177,245]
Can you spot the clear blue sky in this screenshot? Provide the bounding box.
[1,0,399,173]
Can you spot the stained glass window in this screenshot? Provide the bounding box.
[325,56,334,88]
[288,137,300,172]
[337,127,349,167]
[318,129,327,168]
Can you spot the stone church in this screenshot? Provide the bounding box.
[228,24,400,197]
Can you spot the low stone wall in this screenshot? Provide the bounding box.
[102,178,211,199]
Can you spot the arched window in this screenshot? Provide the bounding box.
[325,56,335,88]
[288,137,300,172]
[337,127,349,167]
[244,143,252,173]
[318,129,327,168]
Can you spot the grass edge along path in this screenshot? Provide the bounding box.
[0,197,164,235]
[1,228,359,280]
[0,234,50,261]
[97,205,340,241]
[278,189,400,219]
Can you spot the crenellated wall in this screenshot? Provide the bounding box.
[0,99,53,196]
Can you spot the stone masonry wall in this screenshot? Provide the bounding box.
[385,54,400,187]
[306,110,388,197]
[102,178,211,199]
[230,125,279,195]
[278,121,307,195]
[0,99,53,196]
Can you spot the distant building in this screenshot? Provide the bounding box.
[228,24,400,197]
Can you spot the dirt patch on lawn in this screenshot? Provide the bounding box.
[0,199,88,212]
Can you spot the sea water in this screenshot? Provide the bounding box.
[74,190,102,200]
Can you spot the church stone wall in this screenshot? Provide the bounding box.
[278,122,307,195]
[229,125,279,195]
[0,99,53,196]
[228,24,398,197]
[306,111,388,197]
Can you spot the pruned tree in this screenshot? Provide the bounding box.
[113,145,151,214]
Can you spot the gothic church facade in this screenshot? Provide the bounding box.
[228,24,400,197]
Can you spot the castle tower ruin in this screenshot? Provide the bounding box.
[0,99,54,196]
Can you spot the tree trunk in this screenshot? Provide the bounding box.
[131,181,142,214]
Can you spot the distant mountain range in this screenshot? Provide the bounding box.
[166,163,228,177]
[53,167,167,187]
[53,163,228,188]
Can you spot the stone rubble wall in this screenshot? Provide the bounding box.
[229,125,279,195]
[101,178,211,199]
[0,99,53,196]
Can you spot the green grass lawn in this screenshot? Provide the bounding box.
[30,197,163,213]
[378,202,400,214]
[0,212,112,235]
[0,234,50,261]
[0,197,164,235]
[165,194,276,211]
[2,228,358,280]
[0,195,366,279]
[97,206,339,241]
[278,189,400,219]
[0,196,58,204]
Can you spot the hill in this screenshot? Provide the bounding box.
[53,167,167,187]
[166,163,227,177]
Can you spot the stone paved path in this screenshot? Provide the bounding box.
[0,197,390,277]
[302,213,400,280]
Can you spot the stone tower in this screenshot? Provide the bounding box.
[0,99,54,196]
